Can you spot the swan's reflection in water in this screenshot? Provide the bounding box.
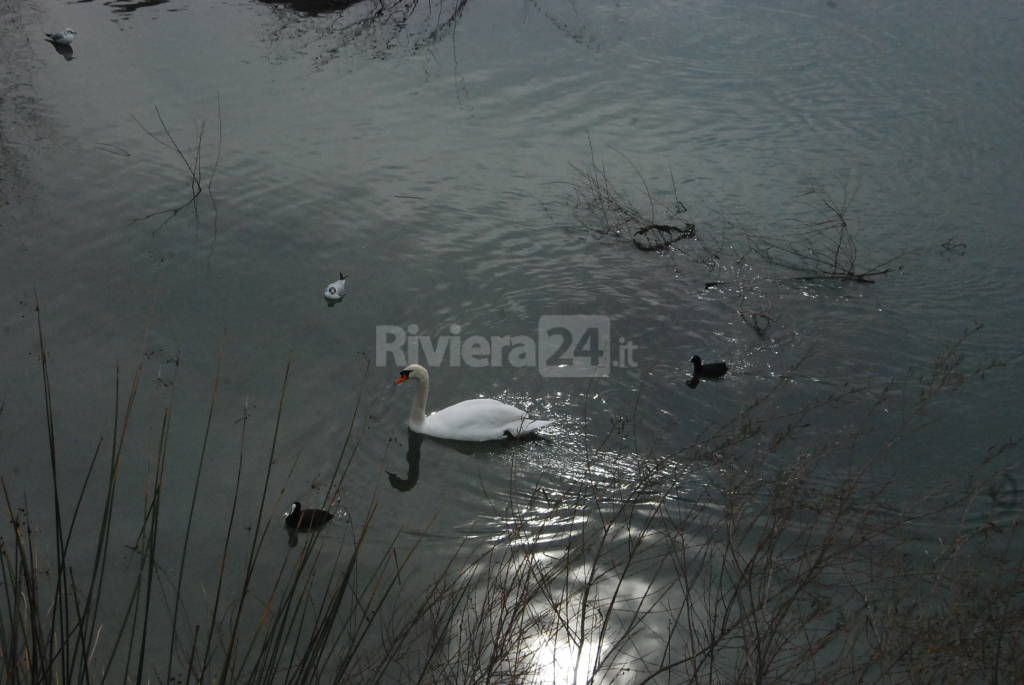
[386,429,554,493]
[380,410,717,681]
[387,429,424,492]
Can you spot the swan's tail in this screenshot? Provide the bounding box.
[506,418,553,438]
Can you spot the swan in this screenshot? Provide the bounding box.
[323,272,346,300]
[284,502,333,530]
[394,364,553,441]
[45,28,76,45]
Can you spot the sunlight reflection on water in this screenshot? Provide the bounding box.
[3,0,1023,680]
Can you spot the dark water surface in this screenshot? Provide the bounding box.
[2,0,1023,680]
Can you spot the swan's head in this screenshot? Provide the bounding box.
[689,355,702,366]
[395,363,428,385]
[285,501,301,518]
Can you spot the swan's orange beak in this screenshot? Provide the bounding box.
[394,375,408,384]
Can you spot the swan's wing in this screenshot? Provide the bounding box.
[425,399,524,441]
[424,399,552,441]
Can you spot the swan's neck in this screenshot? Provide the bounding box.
[409,377,429,427]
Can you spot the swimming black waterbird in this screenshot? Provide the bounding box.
[690,355,728,379]
[284,502,333,530]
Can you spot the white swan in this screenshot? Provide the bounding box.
[394,364,552,441]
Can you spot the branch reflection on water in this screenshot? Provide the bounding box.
[258,0,594,66]
[260,0,471,62]
[387,428,552,492]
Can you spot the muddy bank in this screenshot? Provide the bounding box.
[0,0,41,214]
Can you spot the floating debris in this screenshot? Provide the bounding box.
[632,223,696,251]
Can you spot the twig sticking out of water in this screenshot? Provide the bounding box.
[746,184,901,284]
[559,138,724,274]
[567,139,689,240]
[129,98,222,233]
[940,236,967,257]
[564,150,904,290]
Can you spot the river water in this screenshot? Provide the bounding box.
[2,0,1022,681]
